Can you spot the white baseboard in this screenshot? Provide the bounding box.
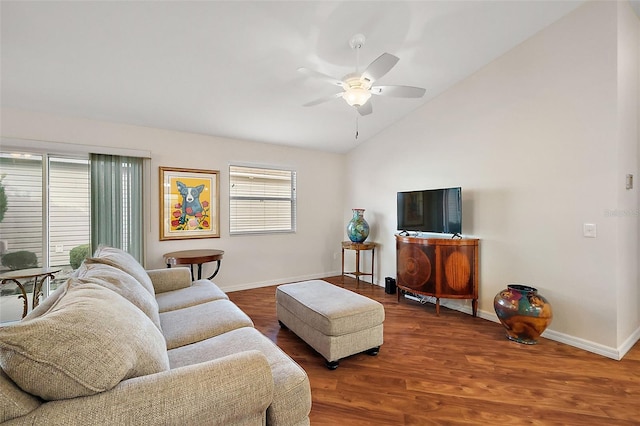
[540,328,621,360]
[410,297,640,361]
[617,325,640,359]
[222,271,343,293]
[225,277,640,361]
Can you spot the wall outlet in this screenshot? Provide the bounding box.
[333,252,340,260]
[55,244,64,253]
[583,223,597,238]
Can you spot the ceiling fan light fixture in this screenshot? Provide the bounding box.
[299,33,425,116]
[342,86,371,107]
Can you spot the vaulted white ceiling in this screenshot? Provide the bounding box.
[1,1,593,153]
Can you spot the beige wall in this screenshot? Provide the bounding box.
[1,1,638,359]
[345,1,639,358]
[0,108,346,291]
[616,1,640,352]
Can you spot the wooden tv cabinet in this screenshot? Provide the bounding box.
[395,235,479,316]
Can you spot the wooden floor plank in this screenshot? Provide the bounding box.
[228,276,640,425]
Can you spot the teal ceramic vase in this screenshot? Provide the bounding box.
[346,208,369,243]
[493,284,553,345]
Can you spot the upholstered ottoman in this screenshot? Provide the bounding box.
[276,280,384,369]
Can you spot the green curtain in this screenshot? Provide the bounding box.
[90,154,144,262]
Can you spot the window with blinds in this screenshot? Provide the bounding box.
[229,165,296,235]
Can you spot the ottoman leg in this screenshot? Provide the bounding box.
[366,346,380,356]
[325,360,339,370]
[278,320,288,330]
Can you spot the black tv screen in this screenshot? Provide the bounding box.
[397,187,462,234]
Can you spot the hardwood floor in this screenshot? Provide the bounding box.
[228,276,640,425]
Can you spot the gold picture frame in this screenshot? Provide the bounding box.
[159,167,220,240]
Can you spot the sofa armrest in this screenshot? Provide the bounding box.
[146,267,192,294]
[8,351,274,426]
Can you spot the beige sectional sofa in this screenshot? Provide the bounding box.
[0,246,311,425]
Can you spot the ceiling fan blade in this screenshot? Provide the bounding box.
[361,53,399,83]
[371,85,426,98]
[357,101,372,116]
[298,67,344,87]
[302,92,343,107]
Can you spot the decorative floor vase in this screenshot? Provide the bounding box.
[346,208,369,243]
[493,284,552,345]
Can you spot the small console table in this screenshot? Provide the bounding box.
[0,267,61,318]
[163,249,224,281]
[396,235,479,316]
[341,241,377,288]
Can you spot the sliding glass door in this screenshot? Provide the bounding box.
[0,152,89,323]
[49,157,90,273]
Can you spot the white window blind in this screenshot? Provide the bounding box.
[49,157,90,267]
[229,165,296,234]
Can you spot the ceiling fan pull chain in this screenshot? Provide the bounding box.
[355,115,359,139]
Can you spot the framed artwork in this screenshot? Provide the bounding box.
[159,167,220,240]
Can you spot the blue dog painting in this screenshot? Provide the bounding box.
[176,181,205,225]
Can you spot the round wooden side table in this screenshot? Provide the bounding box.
[163,249,224,281]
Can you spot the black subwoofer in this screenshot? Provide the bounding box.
[385,277,396,294]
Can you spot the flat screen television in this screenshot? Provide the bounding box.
[397,187,462,235]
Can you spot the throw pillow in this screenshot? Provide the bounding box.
[23,280,69,321]
[73,262,161,330]
[0,281,169,401]
[85,245,155,296]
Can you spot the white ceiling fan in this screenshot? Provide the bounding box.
[299,34,426,116]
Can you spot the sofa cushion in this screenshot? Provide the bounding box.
[0,370,41,423]
[85,245,155,296]
[156,279,228,313]
[160,299,253,349]
[168,327,311,426]
[146,267,192,294]
[73,262,161,330]
[0,281,169,401]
